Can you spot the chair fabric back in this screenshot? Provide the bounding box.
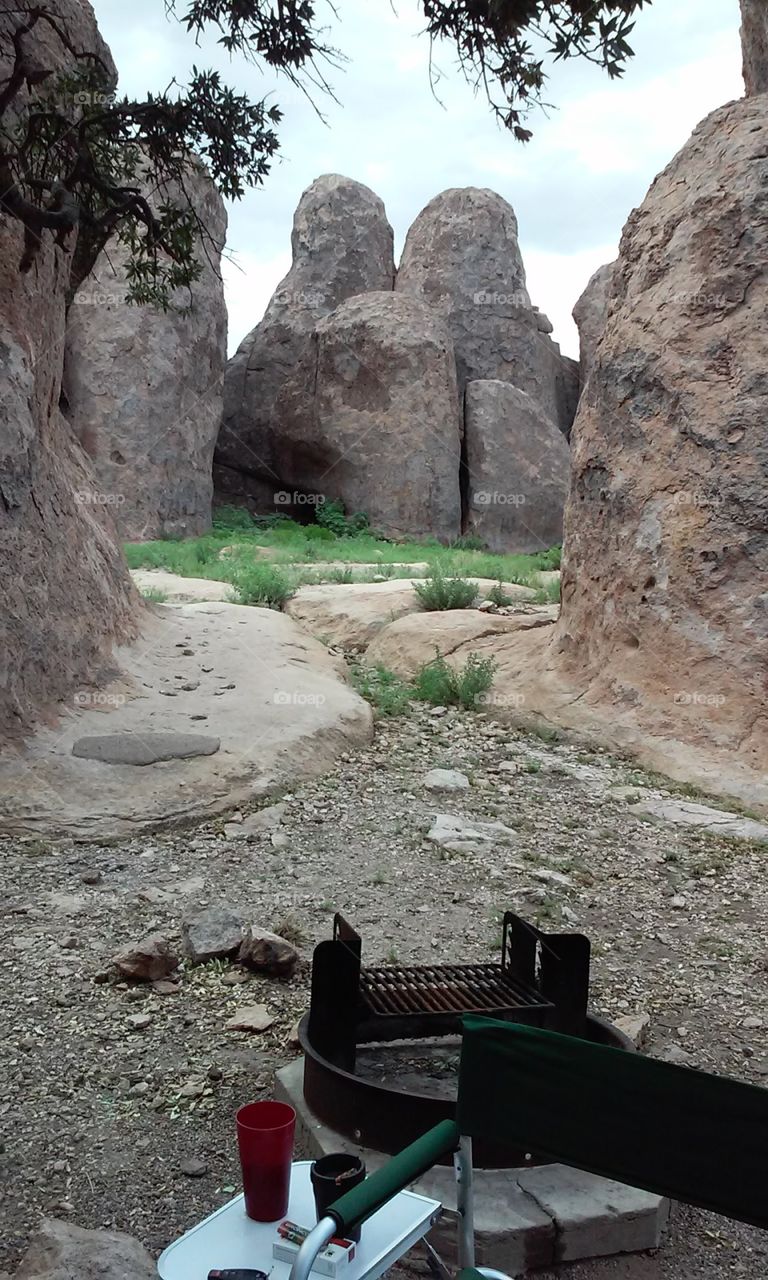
[457,1014,768,1228]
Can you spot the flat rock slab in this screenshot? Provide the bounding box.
[633,796,768,843]
[365,607,557,677]
[0,602,372,838]
[71,731,220,766]
[275,1059,668,1273]
[286,578,536,650]
[131,569,236,602]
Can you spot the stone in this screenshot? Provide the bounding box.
[13,1217,156,1279]
[423,769,471,792]
[111,934,178,983]
[0,0,138,739]
[180,1157,208,1178]
[130,570,236,603]
[64,161,228,540]
[238,928,299,978]
[365,608,556,680]
[464,380,570,554]
[615,1013,651,1048]
[126,1013,152,1030]
[216,174,394,511]
[516,1164,668,1263]
[237,803,287,836]
[182,904,244,964]
[224,1004,276,1033]
[0,603,372,838]
[657,1044,692,1066]
[740,0,768,94]
[287,579,535,651]
[396,186,578,435]
[634,796,768,842]
[426,813,516,855]
[572,262,616,380]
[71,732,220,766]
[281,292,462,540]
[554,96,768,808]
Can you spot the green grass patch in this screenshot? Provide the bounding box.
[413,651,496,710]
[413,568,478,611]
[350,664,414,717]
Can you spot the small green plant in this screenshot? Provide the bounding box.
[212,504,257,534]
[316,499,369,538]
[450,532,487,551]
[229,562,295,608]
[327,567,354,584]
[140,587,168,603]
[414,568,478,611]
[522,758,542,774]
[534,576,562,605]
[413,650,496,710]
[351,664,412,717]
[486,580,514,607]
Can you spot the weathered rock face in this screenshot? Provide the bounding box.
[216,174,394,509]
[64,165,227,540]
[0,0,138,739]
[572,262,616,380]
[395,187,578,435]
[277,292,462,539]
[14,1218,156,1279]
[556,96,768,782]
[740,0,768,94]
[464,380,570,554]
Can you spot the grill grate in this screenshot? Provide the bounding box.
[361,963,548,1017]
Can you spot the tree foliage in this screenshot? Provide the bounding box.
[0,0,650,308]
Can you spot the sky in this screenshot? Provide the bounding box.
[94,1,744,359]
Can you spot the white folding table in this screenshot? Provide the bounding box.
[157,1160,442,1280]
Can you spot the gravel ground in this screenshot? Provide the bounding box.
[1,705,767,1276]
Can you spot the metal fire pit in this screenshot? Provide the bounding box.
[300,913,634,1168]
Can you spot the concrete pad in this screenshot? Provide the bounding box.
[131,569,236,602]
[517,1164,669,1263]
[0,602,372,838]
[286,579,537,651]
[275,1058,668,1274]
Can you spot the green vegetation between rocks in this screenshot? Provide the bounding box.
[352,651,497,717]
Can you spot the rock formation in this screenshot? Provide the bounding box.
[63,165,228,540]
[572,262,616,380]
[395,187,579,436]
[0,0,138,739]
[277,292,462,539]
[216,174,395,510]
[14,1218,156,1279]
[556,94,768,789]
[464,380,570,554]
[740,0,768,94]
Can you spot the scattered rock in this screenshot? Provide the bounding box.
[423,769,471,792]
[224,803,287,840]
[182,904,244,965]
[80,871,102,886]
[238,929,299,978]
[13,1217,156,1279]
[224,1004,276,1033]
[179,1157,208,1178]
[425,813,516,854]
[125,1013,152,1031]
[657,1044,692,1066]
[615,1012,651,1048]
[110,934,178,983]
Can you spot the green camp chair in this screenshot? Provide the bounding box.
[290,1014,768,1280]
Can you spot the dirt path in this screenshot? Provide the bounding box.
[1,706,767,1275]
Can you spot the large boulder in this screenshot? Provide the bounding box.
[464,380,570,554]
[395,187,579,435]
[740,0,768,94]
[276,292,462,539]
[216,175,394,510]
[572,262,616,380]
[0,1,138,739]
[14,1218,156,1279]
[63,164,227,540]
[556,95,768,788]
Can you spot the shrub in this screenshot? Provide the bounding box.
[140,587,168,603]
[534,576,561,604]
[303,524,336,542]
[486,580,514,607]
[351,663,413,717]
[413,567,478,611]
[316,499,370,537]
[413,650,496,709]
[450,532,487,551]
[212,503,256,534]
[228,562,295,608]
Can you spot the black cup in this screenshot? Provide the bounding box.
[310,1153,366,1242]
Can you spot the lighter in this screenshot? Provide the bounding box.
[207,1271,269,1279]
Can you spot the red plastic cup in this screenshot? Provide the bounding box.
[236,1100,296,1221]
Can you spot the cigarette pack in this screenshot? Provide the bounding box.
[272,1235,356,1276]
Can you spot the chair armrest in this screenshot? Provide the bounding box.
[326,1119,460,1235]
